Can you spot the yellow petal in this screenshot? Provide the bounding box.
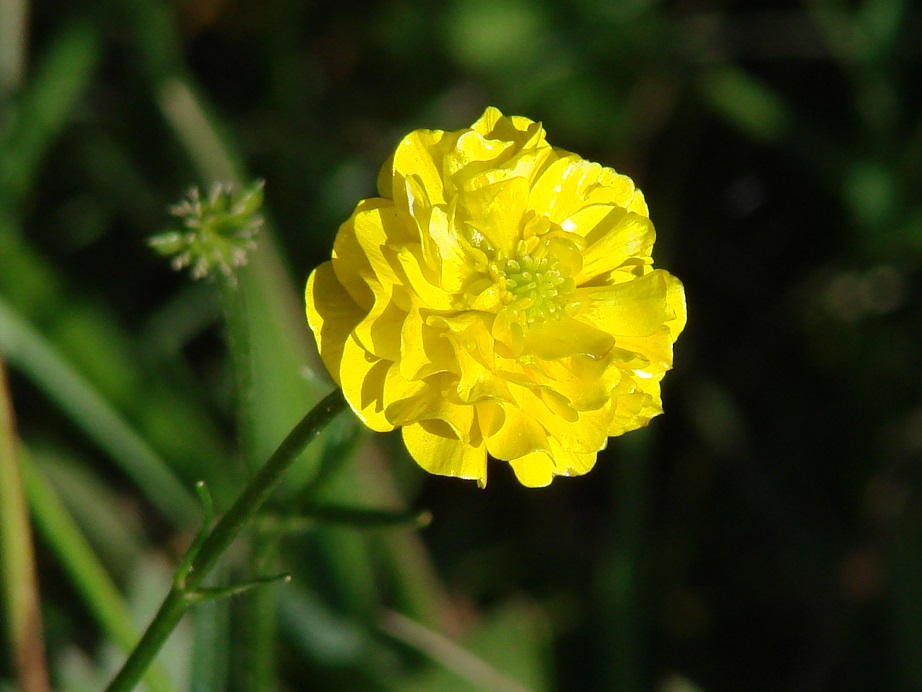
[452,342,512,403]
[517,385,610,454]
[574,208,656,284]
[508,451,555,487]
[351,202,412,288]
[475,400,505,437]
[524,355,623,410]
[524,316,614,360]
[508,436,600,487]
[351,282,406,361]
[446,129,514,185]
[428,204,476,294]
[382,364,435,426]
[402,421,488,486]
[470,107,546,156]
[485,400,550,460]
[554,404,612,454]
[470,106,508,137]
[305,262,365,386]
[395,245,454,311]
[385,372,477,442]
[572,270,682,369]
[456,177,530,256]
[608,376,664,437]
[339,335,393,432]
[625,186,649,216]
[548,437,598,477]
[399,306,456,381]
[390,129,449,206]
[665,271,688,340]
[491,309,525,357]
[331,202,381,311]
[528,156,642,225]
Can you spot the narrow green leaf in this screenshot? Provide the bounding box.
[0,297,197,525]
[23,451,177,692]
[0,0,28,96]
[0,20,102,203]
[698,66,791,143]
[0,357,49,691]
[382,603,551,692]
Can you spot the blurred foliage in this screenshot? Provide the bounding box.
[1,0,921,690]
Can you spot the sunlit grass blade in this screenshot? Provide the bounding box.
[0,0,28,95]
[380,606,549,692]
[697,66,791,144]
[0,357,49,692]
[0,297,197,525]
[22,450,177,692]
[0,20,101,204]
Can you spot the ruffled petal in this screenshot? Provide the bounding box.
[395,245,455,311]
[572,270,680,369]
[339,335,393,432]
[573,207,656,284]
[403,421,488,487]
[525,315,615,360]
[523,355,624,411]
[351,202,413,289]
[509,437,599,487]
[486,397,551,460]
[351,282,407,361]
[511,383,610,454]
[390,129,449,206]
[305,262,364,385]
[508,451,556,487]
[547,437,598,477]
[665,271,688,340]
[608,374,664,436]
[528,156,642,225]
[455,177,530,256]
[399,306,457,381]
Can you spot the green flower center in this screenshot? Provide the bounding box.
[494,241,576,324]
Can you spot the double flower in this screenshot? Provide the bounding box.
[307,107,686,487]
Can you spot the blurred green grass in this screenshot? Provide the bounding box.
[1,0,921,690]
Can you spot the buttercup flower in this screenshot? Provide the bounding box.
[306,107,686,487]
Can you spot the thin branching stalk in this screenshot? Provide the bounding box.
[105,388,348,692]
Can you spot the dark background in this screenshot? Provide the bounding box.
[2,0,921,690]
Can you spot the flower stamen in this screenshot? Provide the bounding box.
[495,245,575,324]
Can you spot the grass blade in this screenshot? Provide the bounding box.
[0,20,101,204]
[23,450,177,692]
[0,297,197,525]
[0,357,49,692]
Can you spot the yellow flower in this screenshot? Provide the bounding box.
[306,107,686,487]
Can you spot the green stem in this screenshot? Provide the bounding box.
[105,388,348,692]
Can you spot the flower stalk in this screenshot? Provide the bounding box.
[105,388,348,692]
